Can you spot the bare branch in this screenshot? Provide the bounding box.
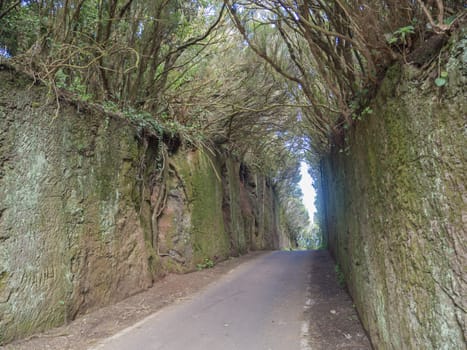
[416,0,450,33]
[0,0,20,20]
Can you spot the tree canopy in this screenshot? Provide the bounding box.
[0,0,464,245]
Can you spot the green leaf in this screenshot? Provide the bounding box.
[444,16,456,25]
[434,77,446,87]
[440,71,448,78]
[394,25,414,35]
[405,25,415,33]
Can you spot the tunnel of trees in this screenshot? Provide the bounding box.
[0,0,465,347]
[1,0,462,246]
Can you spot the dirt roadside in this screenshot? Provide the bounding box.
[304,251,372,349]
[2,252,268,350]
[2,250,372,350]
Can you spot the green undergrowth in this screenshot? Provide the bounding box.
[335,264,346,288]
[196,258,215,270]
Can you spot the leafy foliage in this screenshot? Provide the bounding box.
[196,258,215,270]
[388,25,415,45]
[0,0,463,247]
[223,0,463,156]
[274,160,314,247]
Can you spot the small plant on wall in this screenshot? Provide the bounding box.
[196,258,215,270]
[434,71,448,87]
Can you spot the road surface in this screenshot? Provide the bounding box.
[91,251,314,350]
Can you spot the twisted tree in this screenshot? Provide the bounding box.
[223,0,464,154]
[0,0,464,246]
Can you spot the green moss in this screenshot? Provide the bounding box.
[0,67,285,344]
[319,36,466,349]
[163,257,187,274]
[144,240,159,277]
[0,271,7,292]
[190,152,229,262]
[223,160,241,254]
[172,150,229,265]
[378,63,402,99]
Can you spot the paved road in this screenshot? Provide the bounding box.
[91,251,313,350]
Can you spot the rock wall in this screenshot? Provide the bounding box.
[155,149,286,273]
[318,33,466,349]
[0,67,289,343]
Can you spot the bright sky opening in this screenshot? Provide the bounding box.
[299,162,316,224]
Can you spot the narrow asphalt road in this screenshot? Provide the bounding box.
[91,251,311,350]
[90,251,371,350]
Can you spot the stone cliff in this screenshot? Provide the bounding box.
[318,31,466,349]
[0,67,291,343]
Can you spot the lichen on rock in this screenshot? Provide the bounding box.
[0,66,289,344]
[318,32,467,349]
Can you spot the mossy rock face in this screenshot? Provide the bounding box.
[0,67,287,344]
[169,150,230,267]
[0,70,153,343]
[318,34,467,349]
[220,159,247,256]
[156,151,287,271]
[155,157,193,272]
